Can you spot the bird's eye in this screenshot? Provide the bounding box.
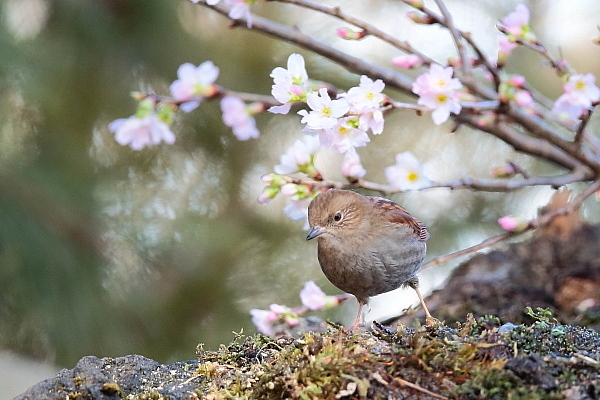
[333,212,343,222]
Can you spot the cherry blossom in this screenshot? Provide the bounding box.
[552,73,600,122]
[358,109,384,135]
[345,75,386,112]
[299,281,328,310]
[341,148,367,180]
[412,64,463,125]
[249,308,275,336]
[269,53,310,114]
[298,88,350,131]
[385,151,430,190]
[109,114,175,150]
[497,5,537,64]
[563,73,600,106]
[552,96,587,123]
[220,96,259,140]
[249,304,298,336]
[499,4,536,42]
[497,35,518,66]
[321,117,370,153]
[169,61,219,112]
[274,134,320,176]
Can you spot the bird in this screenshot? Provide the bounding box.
[306,188,432,329]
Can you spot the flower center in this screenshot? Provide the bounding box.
[407,172,419,182]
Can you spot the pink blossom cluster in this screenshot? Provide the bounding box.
[497,4,537,65]
[270,54,385,157]
[412,64,463,125]
[170,61,220,112]
[172,61,262,140]
[269,53,310,115]
[297,75,386,154]
[499,74,533,109]
[108,99,176,151]
[552,74,600,123]
[250,281,347,336]
[109,113,175,151]
[219,96,261,140]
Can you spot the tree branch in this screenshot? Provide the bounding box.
[269,0,435,64]
[422,178,600,269]
[196,0,415,92]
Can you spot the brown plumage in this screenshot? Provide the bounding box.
[306,189,432,328]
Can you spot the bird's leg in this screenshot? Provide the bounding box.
[349,297,367,330]
[407,277,435,326]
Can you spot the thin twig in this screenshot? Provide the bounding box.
[575,109,593,146]
[138,89,278,108]
[422,179,600,269]
[432,0,471,79]
[412,1,500,91]
[197,0,415,92]
[293,168,591,194]
[507,107,600,171]
[458,113,583,171]
[392,376,449,400]
[270,0,435,65]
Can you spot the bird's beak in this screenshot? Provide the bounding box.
[306,225,325,241]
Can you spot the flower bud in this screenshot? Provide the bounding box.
[135,98,156,118]
[156,103,176,125]
[281,183,312,201]
[391,54,423,69]
[403,0,424,9]
[336,27,367,40]
[498,215,528,232]
[257,186,281,204]
[260,173,287,187]
[406,11,434,24]
[491,162,517,178]
[130,91,146,101]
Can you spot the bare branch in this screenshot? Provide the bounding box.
[575,109,593,146]
[432,0,471,79]
[288,168,591,195]
[423,178,600,269]
[196,1,417,92]
[457,112,584,171]
[269,0,435,64]
[507,107,600,170]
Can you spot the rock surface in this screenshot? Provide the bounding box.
[15,354,201,400]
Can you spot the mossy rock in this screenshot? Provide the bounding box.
[17,310,599,399]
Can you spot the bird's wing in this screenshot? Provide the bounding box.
[366,196,429,242]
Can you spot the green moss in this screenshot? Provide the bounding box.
[188,310,599,399]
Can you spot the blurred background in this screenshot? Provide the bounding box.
[1,0,599,396]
